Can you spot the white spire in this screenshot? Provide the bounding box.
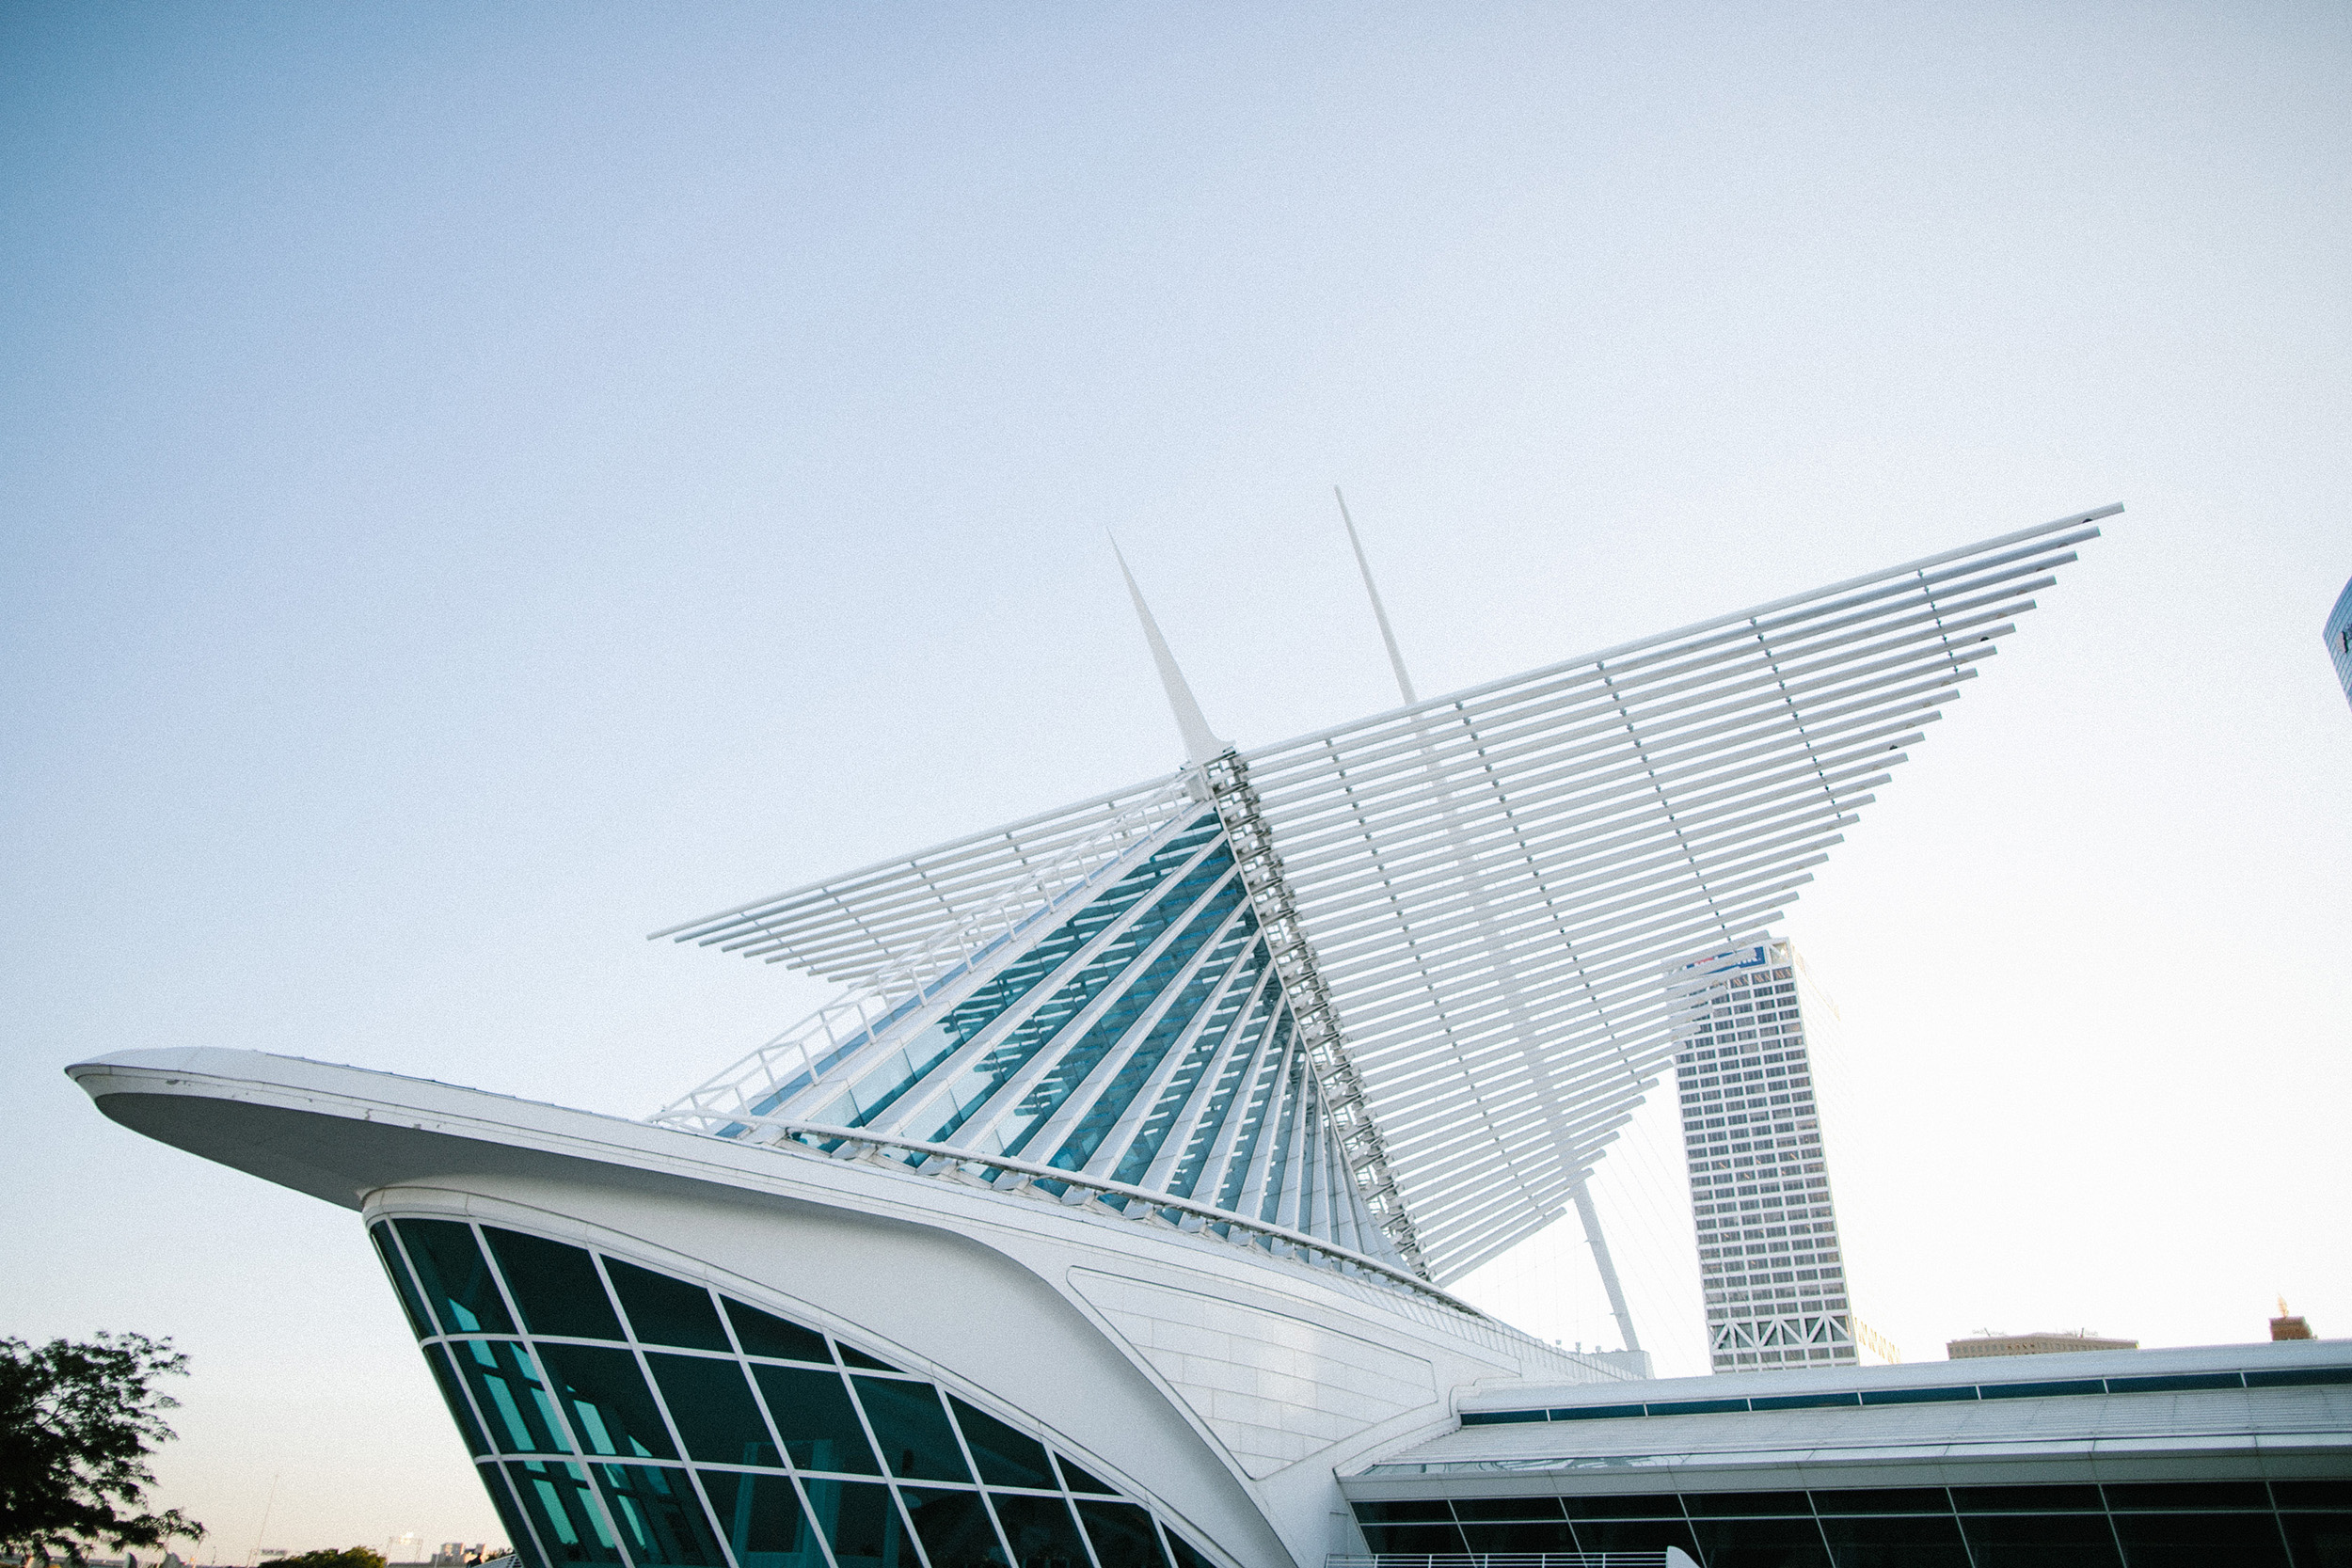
[1335,486,1417,705]
[1112,538,1230,766]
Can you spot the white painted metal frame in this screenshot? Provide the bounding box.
[654,505,2112,1289]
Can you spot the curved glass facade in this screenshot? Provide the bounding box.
[370,1218,1220,1568]
[2328,575,2352,713]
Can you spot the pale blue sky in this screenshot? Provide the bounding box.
[5,2,2348,1556]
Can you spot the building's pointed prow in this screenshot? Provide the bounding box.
[1112,538,1230,767]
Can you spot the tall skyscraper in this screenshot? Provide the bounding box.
[1677,941,1859,1372]
[2327,575,2352,711]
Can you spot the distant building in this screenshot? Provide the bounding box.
[1676,941,1865,1372]
[1948,1330,2138,1359]
[2274,1299,2317,1341]
[2328,576,2352,710]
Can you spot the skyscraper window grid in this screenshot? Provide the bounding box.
[1677,942,1855,1372]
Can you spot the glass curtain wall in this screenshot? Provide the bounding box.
[372,1217,1224,1568]
[1355,1481,2351,1567]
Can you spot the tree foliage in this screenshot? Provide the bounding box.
[0,1333,202,1565]
[269,1549,386,1568]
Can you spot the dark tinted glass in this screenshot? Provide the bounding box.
[1818,1512,1970,1567]
[899,1488,1008,1568]
[398,1219,516,1335]
[1953,1486,2106,1513]
[853,1377,971,1482]
[1454,1497,1566,1520]
[1691,1515,1831,1566]
[485,1230,625,1341]
[536,1343,677,1460]
[1075,1501,1169,1568]
[1812,1489,1951,1515]
[696,1469,821,1568]
[2107,1511,2289,1567]
[838,1344,901,1372]
[2278,1512,2352,1567]
[1057,1457,1117,1496]
[1360,1526,1465,1554]
[2275,1480,2352,1509]
[724,1299,831,1363]
[2103,1372,2244,1394]
[801,1479,907,1568]
[456,1340,571,1454]
[1355,1500,1453,1523]
[476,1462,547,1568]
[948,1397,1053,1489]
[992,1494,1089,1568]
[1458,1522,1575,1553]
[1979,1379,2105,1400]
[505,1460,622,1563]
[2104,1481,2271,1511]
[1959,1512,2122,1567]
[752,1364,881,1475]
[424,1343,492,1456]
[1688,1492,1816,1517]
[647,1353,775,1465]
[372,1224,434,1338]
[606,1260,730,1352]
[1561,1495,1687,1520]
[593,1463,726,1568]
[1573,1519,1704,1557]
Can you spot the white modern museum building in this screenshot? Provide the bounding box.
[72,504,2352,1568]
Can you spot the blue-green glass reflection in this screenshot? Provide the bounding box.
[486,1229,626,1342]
[371,1223,433,1338]
[803,1480,910,1568]
[850,1377,969,1483]
[456,1340,571,1455]
[398,1219,516,1336]
[990,1494,1089,1568]
[607,1261,730,1354]
[424,1343,492,1457]
[695,1470,824,1568]
[646,1354,775,1465]
[1073,1501,1168,1568]
[592,1464,726,1568]
[505,1461,621,1564]
[946,1398,1051,1490]
[898,1488,1008,1568]
[723,1299,828,1364]
[750,1365,880,1475]
[536,1344,675,1461]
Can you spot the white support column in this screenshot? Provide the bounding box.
[1570,1175,1643,1354]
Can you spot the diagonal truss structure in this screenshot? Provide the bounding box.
[651,505,2112,1292]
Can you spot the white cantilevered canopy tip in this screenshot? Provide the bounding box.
[653,504,2113,1288]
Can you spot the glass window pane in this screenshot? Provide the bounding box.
[1812,1490,1952,1516]
[399,1219,516,1336]
[1359,1526,1461,1554]
[751,1364,881,1476]
[1560,1496,1687,1520]
[1458,1523,1576,1553]
[851,1378,970,1483]
[2105,1482,2272,1512]
[899,1488,1009,1568]
[1074,1502,1168,1568]
[1689,1492,1818,1517]
[2277,1511,2352,1568]
[2106,1512,2289,1567]
[724,1299,831,1364]
[485,1229,626,1342]
[838,1345,900,1372]
[646,1353,777,1466]
[593,1463,726,1568]
[991,1494,1089,1568]
[1454,1497,1565,1521]
[537,1343,678,1461]
[802,1479,914,1568]
[475,1460,548,1568]
[373,1223,434,1338]
[1954,1486,2106,1514]
[505,1460,623,1563]
[1572,1519,1705,1558]
[1055,1458,1116,1497]
[458,1341,572,1455]
[2275,1481,2352,1510]
[607,1261,731,1353]
[425,1344,494,1457]
[1819,1513,1970,1568]
[697,1470,827,1568]
[1692,1516,1832,1566]
[947,1399,1052,1490]
[1959,1513,2123,1568]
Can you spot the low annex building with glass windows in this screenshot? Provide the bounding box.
[85,507,2341,1568]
